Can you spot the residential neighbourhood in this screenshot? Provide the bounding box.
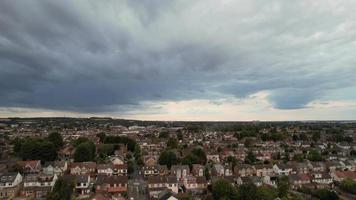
[0,118,355,200]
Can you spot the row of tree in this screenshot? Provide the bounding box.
[158,147,207,169]
[210,176,292,200]
[12,132,63,162]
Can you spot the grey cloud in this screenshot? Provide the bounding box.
[1,0,356,114]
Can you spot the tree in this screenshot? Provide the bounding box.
[158,150,179,169]
[47,177,74,200]
[211,179,238,200]
[19,138,57,162]
[127,160,134,175]
[245,151,257,164]
[312,132,321,142]
[226,156,238,168]
[204,167,210,181]
[103,136,138,152]
[256,186,278,200]
[167,137,178,149]
[97,132,106,143]
[159,130,169,138]
[97,144,115,156]
[314,189,338,200]
[177,130,183,141]
[307,149,323,161]
[277,175,290,198]
[72,137,90,147]
[293,154,304,162]
[74,141,96,162]
[339,178,356,195]
[238,182,258,200]
[47,132,63,150]
[182,148,207,168]
[38,141,57,162]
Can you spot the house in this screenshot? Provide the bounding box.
[273,164,293,175]
[144,155,159,166]
[21,174,58,198]
[207,154,220,163]
[69,162,96,175]
[308,162,326,172]
[254,164,274,177]
[97,164,127,176]
[147,176,178,199]
[170,165,190,181]
[212,164,224,177]
[142,165,168,177]
[212,164,232,177]
[110,156,125,165]
[263,175,278,187]
[17,160,41,174]
[311,172,333,186]
[236,176,263,187]
[290,162,309,174]
[183,176,207,194]
[331,171,356,182]
[234,164,255,177]
[191,164,204,177]
[96,175,128,196]
[43,161,67,176]
[158,191,178,200]
[289,174,311,189]
[74,175,91,197]
[0,172,23,199]
[325,161,343,172]
[89,192,111,200]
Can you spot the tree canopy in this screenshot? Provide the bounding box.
[47,177,74,200]
[74,140,96,162]
[13,137,57,162]
[47,132,64,150]
[158,150,179,169]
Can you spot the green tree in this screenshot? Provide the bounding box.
[339,178,356,195]
[226,156,238,168]
[72,137,90,147]
[97,144,115,156]
[47,132,63,150]
[314,189,338,200]
[19,138,57,162]
[74,141,96,162]
[204,167,210,180]
[167,137,178,149]
[158,150,179,169]
[312,132,321,142]
[256,186,278,200]
[177,130,183,141]
[182,148,207,168]
[97,132,106,143]
[159,130,169,138]
[238,182,258,200]
[47,177,74,200]
[307,149,323,161]
[211,179,238,200]
[245,151,257,164]
[38,141,57,162]
[293,154,304,162]
[277,175,290,198]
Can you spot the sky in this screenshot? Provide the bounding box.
[1,0,356,121]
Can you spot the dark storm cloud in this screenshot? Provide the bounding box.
[1,0,356,114]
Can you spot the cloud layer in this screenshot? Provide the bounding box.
[1,0,356,119]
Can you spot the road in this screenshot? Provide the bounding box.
[128,160,148,200]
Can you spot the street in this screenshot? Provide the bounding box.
[128,160,148,200]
